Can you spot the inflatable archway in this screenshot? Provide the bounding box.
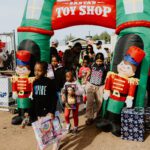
[17,0,150,107]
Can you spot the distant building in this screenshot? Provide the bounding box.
[57,34,117,52]
[69,38,87,45]
[68,38,87,49]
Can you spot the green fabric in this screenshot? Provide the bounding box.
[107,98,125,114]
[116,1,150,107]
[18,32,50,62]
[101,100,108,117]
[119,27,150,107]
[18,0,56,63]
[21,0,56,30]
[17,98,31,109]
[117,0,150,26]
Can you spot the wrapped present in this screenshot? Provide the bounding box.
[121,107,145,142]
[32,111,67,150]
[145,107,150,132]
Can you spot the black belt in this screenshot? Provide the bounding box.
[111,90,127,97]
[18,91,31,95]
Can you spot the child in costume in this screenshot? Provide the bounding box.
[96,46,145,137]
[85,53,108,125]
[61,70,84,134]
[12,50,33,125]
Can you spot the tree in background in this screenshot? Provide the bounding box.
[64,33,75,44]
[92,34,100,41]
[92,31,111,44]
[99,31,111,44]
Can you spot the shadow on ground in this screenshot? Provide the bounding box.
[60,122,101,150]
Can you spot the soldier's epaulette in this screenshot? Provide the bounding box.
[128,78,139,85]
[106,71,116,78]
[29,77,35,83]
[11,75,18,82]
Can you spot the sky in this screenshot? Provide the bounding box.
[0,0,115,44]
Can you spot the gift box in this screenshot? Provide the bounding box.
[121,107,145,142]
[145,107,150,132]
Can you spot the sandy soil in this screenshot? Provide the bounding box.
[0,109,150,150]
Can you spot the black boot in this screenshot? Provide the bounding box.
[96,118,112,132]
[111,121,121,137]
[11,115,23,125]
[11,109,26,125]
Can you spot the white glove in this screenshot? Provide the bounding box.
[29,92,33,100]
[12,92,18,99]
[103,90,110,101]
[125,96,134,108]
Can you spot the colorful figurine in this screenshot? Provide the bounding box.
[97,46,145,136]
[11,50,33,125]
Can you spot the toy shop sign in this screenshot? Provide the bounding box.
[52,0,116,29]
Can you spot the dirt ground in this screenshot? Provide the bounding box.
[0,108,150,150]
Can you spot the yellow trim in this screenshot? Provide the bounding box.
[128,78,139,85]
[18,80,27,83]
[18,87,26,90]
[112,86,123,90]
[114,78,125,83]
[113,82,124,87]
[17,84,26,86]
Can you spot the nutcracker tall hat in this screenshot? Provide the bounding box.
[124,46,145,66]
[16,50,31,66]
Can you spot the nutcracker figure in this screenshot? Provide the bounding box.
[11,50,33,125]
[96,46,145,137]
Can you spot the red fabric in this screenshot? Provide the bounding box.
[83,95,87,103]
[0,41,6,49]
[126,46,145,64]
[116,20,150,34]
[78,66,90,78]
[16,50,31,62]
[64,104,79,127]
[52,0,116,30]
[12,77,32,98]
[58,51,63,58]
[17,26,54,36]
[104,73,137,102]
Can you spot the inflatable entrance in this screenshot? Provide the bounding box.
[17,0,150,107]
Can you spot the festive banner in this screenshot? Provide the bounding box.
[52,0,116,30]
